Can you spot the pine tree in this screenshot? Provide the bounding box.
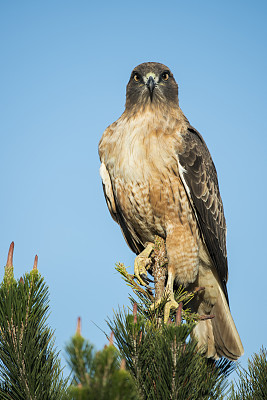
[228,347,267,400]
[65,317,138,399]
[0,243,68,399]
[107,263,235,400]
[2,241,266,399]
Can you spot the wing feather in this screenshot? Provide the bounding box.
[178,126,229,303]
[100,162,143,255]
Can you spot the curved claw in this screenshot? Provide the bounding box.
[134,269,149,287]
[140,273,154,284]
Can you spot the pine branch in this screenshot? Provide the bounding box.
[115,263,201,329]
[109,236,235,399]
[228,347,267,400]
[0,243,68,400]
[65,317,139,399]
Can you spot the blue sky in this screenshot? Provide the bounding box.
[1,0,266,376]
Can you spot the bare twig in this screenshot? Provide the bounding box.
[6,242,14,268]
[33,255,38,270]
[109,331,114,346]
[133,303,137,324]
[193,286,205,294]
[4,242,15,286]
[76,316,81,336]
[199,314,215,321]
[175,303,183,326]
[120,358,126,370]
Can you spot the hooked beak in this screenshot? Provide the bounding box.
[146,76,156,101]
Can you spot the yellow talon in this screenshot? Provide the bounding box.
[150,290,178,323]
[134,242,154,286]
[150,271,178,323]
[163,296,179,323]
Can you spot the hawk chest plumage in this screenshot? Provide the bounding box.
[99,107,200,253]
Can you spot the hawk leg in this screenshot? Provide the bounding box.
[151,271,178,323]
[134,242,154,286]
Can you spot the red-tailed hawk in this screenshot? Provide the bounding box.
[99,62,244,360]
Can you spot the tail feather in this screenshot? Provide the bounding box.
[189,263,244,361]
[211,285,244,360]
[192,281,244,360]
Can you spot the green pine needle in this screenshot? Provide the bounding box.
[0,269,68,399]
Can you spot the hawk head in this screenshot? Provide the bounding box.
[125,62,178,110]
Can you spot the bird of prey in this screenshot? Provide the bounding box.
[99,62,244,360]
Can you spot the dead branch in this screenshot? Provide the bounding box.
[152,236,168,303]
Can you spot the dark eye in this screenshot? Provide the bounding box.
[133,73,140,82]
[161,72,170,81]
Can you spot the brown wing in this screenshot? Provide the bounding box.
[100,162,144,255]
[178,126,229,303]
